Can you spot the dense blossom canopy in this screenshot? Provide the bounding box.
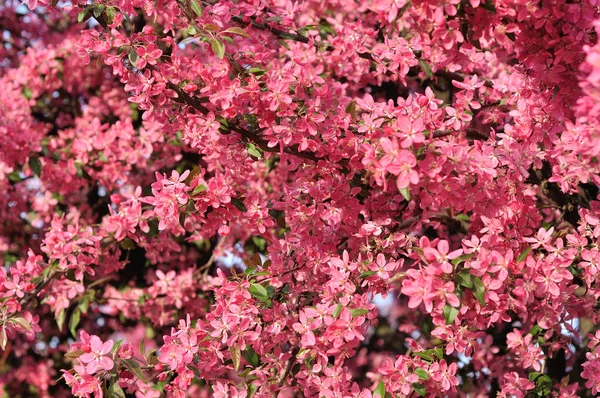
[2,0,600,396]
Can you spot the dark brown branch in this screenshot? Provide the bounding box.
[277,346,300,387]
[231,16,334,52]
[432,128,489,140]
[396,215,421,230]
[19,270,57,308]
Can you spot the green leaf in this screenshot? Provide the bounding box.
[74,162,92,180]
[120,237,136,250]
[350,308,370,317]
[251,236,267,252]
[247,143,263,159]
[359,271,377,278]
[414,367,429,381]
[413,350,434,362]
[92,4,105,18]
[78,298,90,314]
[69,308,81,337]
[8,171,22,182]
[10,317,31,331]
[374,382,386,398]
[413,383,427,397]
[248,67,266,76]
[139,338,146,357]
[111,339,124,355]
[77,10,87,23]
[472,276,485,306]
[418,58,433,78]
[56,308,66,332]
[345,100,357,120]
[108,382,126,398]
[528,372,542,382]
[530,373,552,396]
[223,27,250,38]
[242,346,260,367]
[455,271,473,288]
[433,346,443,360]
[529,325,543,337]
[450,253,473,266]
[122,358,147,382]
[247,383,259,398]
[128,49,139,68]
[22,87,33,100]
[456,213,470,222]
[517,246,532,262]
[278,40,291,50]
[191,184,207,196]
[211,39,225,59]
[266,285,276,297]
[231,197,247,212]
[443,304,459,324]
[249,283,269,300]
[399,187,410,201]
[104,6,117,24]
[332,303,342,318]
[189,0,203,17]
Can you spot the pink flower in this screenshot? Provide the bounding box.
[523,227,554,250]
[423,240,463,274]
[78,335,114,374]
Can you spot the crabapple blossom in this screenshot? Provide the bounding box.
[1,0,600,397]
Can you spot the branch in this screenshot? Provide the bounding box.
[277,346,300,387]
[395,215,421,230]
[432,128,489,140]
[19,270,57,308]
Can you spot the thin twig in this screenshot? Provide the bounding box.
[0,341,11,368]
[197,235,227,275]
[277,346,300,387]
[20,271,57,308]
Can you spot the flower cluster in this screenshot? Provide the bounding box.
[0,0,600,396]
